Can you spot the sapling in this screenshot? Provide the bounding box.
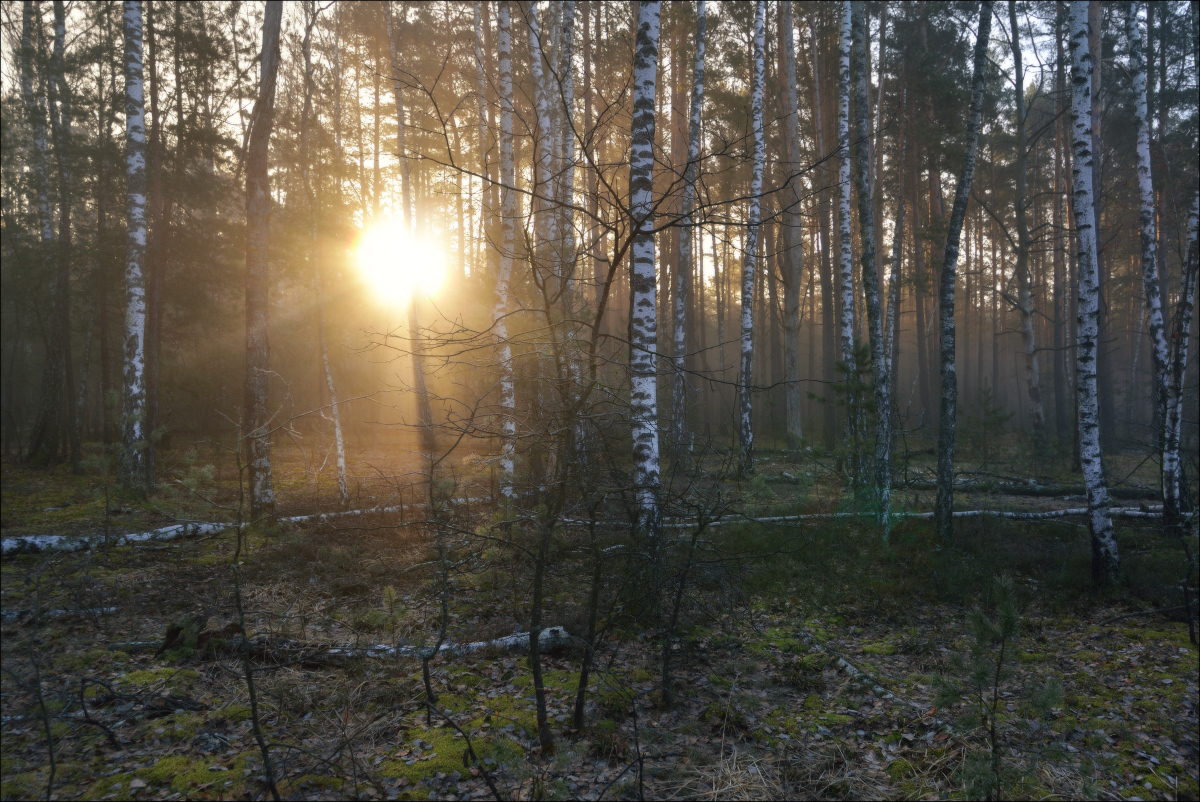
[937,575,1061,800]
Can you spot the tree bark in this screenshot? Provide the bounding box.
[1163,192,1199,533]
[1067,1,1119,584]
[119,0,149,493]
[810,12,837,452]
[242,0,282,519]
[494,1,518,501]
[738,2,765,477]
[934,0,991,544]
[672,1,706,461]
[851,1,890,531]
[630,1,662,531]
[836,2,856,470]
[778,0,803,449]
[1009,0,1046,446]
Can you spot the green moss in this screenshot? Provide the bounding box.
[379,727,518,785]
[803,694,823,710]
[887,758,915,781]
[817,713,853,727]
[214,703,252,723]
[1,771,40,800]
[132,752,254,796]
[119,667,199,688]
[630,668,654,683]
[863,641,898,656]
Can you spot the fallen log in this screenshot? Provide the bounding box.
[1,522,228,556]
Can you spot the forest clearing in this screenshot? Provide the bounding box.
[1,0,1197,800]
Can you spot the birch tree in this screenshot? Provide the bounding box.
[737,0,765,477]
[1163,191,1198,534]
[493,1,518,500]
[671,0,706,460]
[1123,2,1172,527]
[934,0,992,544]
[242,0,282,518]
[300,1,348,509]
[630,0,661,533]
[1067,1,1119,583]
[836,1,856,457]
[778,0,803,449]
[119,0,148,492]
[850,1,890,530]
[384,2,436,461]
[1009,0,1046,445]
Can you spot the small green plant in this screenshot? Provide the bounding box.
[937,575,1061,800]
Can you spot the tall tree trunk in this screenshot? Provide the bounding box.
[1053,5,1070,445]
[1124,2,1172,526]
[778,0,802,449]
[1009,0,1046,447]
[47,0,80,473]
[836,2,856,470]
[242,0,282,519]
[301,1,348,509]
[886,89,907,401]
[738,2,765,477]
[144,0,164,485]
[494,1,518,501]
[934,0,992,544]
[810,12,837,452]
[384,2,436,460]
[119,0,149,492]
[672,1,705,461]
[629,0,661,533]
[1086,0,1114,447]
[23,0,65,468]
[1163,192,1199,534]
[1067,1,1119,584]
[850,1,890,529]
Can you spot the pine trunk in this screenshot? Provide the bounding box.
[934,0,991,544]
[778,0,803,449]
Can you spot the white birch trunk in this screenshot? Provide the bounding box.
[474,2,492,253]
[557,1,576,297]
[850,1,890,531]
[384,2,436,460]
[934,0,992,544]
[629,1,661,535]
[526,2,556,278]
[779,0,803,449]
[1163,191,1198,532]
[836,2,855,383]
[1124,2,1173,524]
[672,1,706,460]
[738,1,765,477]
[120,0,148,491]
[241,1,282,518]
[300,2,348,509]
[494,1,518,500]
[1067,2,1119,582]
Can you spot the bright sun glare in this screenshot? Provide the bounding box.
[355,221,447,304]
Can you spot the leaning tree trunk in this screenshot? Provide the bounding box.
[630,1,662,533]
[672,1,706,462]
[934,0,992,544]
[836,2,857,478]
[1010,0,1046,447]
[493,1,518,501]
[850,1,890,532]
[383,3,436,462]
[737,1,765,477]
[300,1,348,509]
[1067,1,1119,584]
[242,0,282,520]
[778,0,802,450]
[119,0,149,493]
[1124,2,1172,528]
[1163,192,1199,534]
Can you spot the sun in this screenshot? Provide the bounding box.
[354,220,447,304]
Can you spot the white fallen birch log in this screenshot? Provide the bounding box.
[1,522,227,556]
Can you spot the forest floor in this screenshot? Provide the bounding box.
[1,439,1197,801]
